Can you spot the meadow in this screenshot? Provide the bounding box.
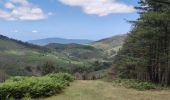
[44,80,170,100]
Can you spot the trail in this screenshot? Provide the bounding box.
[43,80,170,100]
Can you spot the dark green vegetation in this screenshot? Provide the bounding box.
[112,79,159,91]
[114,0,170,86]
[0,73,74,99]
[28,37,93,46]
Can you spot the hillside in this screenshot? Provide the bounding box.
[28,38,93,46]
[0,35,49,52]
[0,35,64,76]
[0,35,111,81]
[45,43,106,60]
[0,34,125,81]
[90,34,126,57]
[44,80,170,100]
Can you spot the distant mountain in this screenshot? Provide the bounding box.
[28,38,94,46]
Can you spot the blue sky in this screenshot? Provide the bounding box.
[0,0,139,41]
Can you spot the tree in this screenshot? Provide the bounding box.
[114,0,170,85]
[42,61,55,75]
[0,70,9,82]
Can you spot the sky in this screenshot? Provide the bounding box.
[0,0,139,41]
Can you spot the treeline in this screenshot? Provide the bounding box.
[0,70,9,83]
[39,60,111,80]
[114,0,170,85]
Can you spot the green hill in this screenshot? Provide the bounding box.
[0,34,125,79]
[0,35,67,76]
[90,34,126,58]
[0,34,126,80]
[0,35,111,80]
[45,43,106,60]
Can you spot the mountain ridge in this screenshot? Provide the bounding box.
[28,37,94,46]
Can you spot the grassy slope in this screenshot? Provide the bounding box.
[91,35,126,50]
[44,80,170,100]
[90,35,126,58]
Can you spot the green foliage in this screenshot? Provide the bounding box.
[114,0,170,85]
[112,79,158,91]
[0,70,9,82]
[42,61,56,75]
[45,43,106,59]
[48,73,75,82]
[0,73,74,99]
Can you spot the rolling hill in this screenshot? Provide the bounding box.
[45,43,106,60]
[90,34,126,57]
[0,35,81,76]
[0,35,111,81]
[0,34,126,81]
[28,38,93,46]
[0,35,64,76]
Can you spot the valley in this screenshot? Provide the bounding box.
[0,34,124,82]
[0,0,170,99]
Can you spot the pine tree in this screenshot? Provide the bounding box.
[114,0,170,85]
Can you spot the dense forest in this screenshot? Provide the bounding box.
[114,0,170,86]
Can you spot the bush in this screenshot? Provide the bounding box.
[48,73,75,82]
[112,79,158,90]
[0,73,74,99]
[42,61,55,75]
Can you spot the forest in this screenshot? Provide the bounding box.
[114,0,170,86]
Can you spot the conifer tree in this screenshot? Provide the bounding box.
[114,0,170,85]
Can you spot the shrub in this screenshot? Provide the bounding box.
[48,73,75,82]
[0,73,74,99]
[112,79,158,91]
[42,61,55,75]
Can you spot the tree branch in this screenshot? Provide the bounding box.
[154,0,170,5]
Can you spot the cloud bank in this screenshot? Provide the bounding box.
[0,0,51,21]
[59,0,136,16]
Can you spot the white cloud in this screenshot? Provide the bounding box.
[48,12,54,16]
[0,0,51,21]
[32,30,38,33]
[5,2,15,9]
[59,0,136,16]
